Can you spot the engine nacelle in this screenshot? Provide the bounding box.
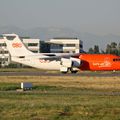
[70,57,81,67]
[61,57,81,68]
[60,57,81,73]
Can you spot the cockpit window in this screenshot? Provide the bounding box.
[6,36,16,40]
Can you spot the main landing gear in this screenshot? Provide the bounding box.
[60,67,78,74]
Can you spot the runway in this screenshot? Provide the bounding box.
[0,71,120,77]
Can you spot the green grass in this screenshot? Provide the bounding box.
[1,86,120,120]
[0,73,120,120]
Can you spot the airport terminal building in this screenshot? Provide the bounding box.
[47,38,83,53]
[0,36,83,67]
[0,36,9,67]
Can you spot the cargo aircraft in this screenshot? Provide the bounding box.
[3,33,120,73]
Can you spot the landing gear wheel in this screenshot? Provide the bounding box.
[70,68,78,74]
[70,69,78,74]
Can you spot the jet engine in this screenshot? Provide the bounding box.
[70,57,81,67]
[60,57,81,73]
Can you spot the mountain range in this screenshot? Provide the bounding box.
[0,26,120,51]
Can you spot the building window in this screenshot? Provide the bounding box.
[0,51,3,54]
[51,44,63,49]
[3,43,7,46]
[65,44,75,47]
[0,43,7,47]
[0,51,8,54]
[6,36,16,40]
[51,51,63,53]
[28,43,38,46]
[4,51,9,54]
[0,58,8,61]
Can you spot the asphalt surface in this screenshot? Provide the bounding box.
[0,71,119,77]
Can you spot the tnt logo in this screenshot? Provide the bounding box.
[12,43,22,48]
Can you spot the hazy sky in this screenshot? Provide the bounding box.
[0,0,120,35]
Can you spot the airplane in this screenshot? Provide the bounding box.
[3,33,120,73]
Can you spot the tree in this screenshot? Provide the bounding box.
[106,42,118,55]
[94,45,100,54]
[106,44,112,54]
[101,49,105,54]
[88,48,94,54]
[111,42,118,55]
[118,43,120,55]
[111,42,117,48]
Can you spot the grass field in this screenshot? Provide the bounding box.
[0,70,120,120]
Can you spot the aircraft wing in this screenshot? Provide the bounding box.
[23,53,80,60]
[41,53,80,58]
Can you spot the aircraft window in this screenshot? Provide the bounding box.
[113,59,115,61]
[113,58,120,61]
[19,56,25,58]
[6,36,16,40]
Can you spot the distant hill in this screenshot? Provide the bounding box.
[0,26,120,51]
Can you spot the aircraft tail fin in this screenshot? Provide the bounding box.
[3,33,35,57]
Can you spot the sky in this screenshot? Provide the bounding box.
[0,0,120,35]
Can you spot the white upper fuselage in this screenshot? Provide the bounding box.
[12,56,61,70]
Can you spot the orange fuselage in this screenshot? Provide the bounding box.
[79,54,120,71]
